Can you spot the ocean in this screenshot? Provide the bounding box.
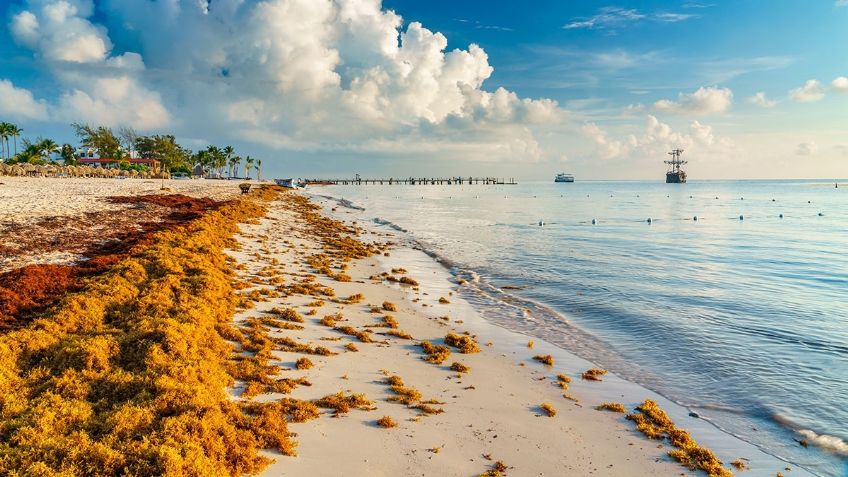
[311,179,847,477]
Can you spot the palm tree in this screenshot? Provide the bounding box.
[10,124,21,157]
[245,156,255,180]
[228,155,239,178]
[60,144,76,165]
[256,159,262,181]
[37,138,60,161]
[235,155,242,178]
[0,122,12,161]
[223,145,234,177]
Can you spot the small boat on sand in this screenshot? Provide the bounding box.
[275,178,307,189]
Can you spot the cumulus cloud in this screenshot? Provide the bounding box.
[747,91,777,108]
[789,80,825,102]
[795,142,817,156]
[654,86,733,115]
[11,0,111,63]
[581,115,737,162]
[0,79,50,120]
[832,76,848,92]
[9,0,169,129]
[3,0,561,161]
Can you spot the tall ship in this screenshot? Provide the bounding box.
[664,149,687,183]
[555,172,575,183]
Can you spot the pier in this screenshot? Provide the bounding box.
[304,176,517,185]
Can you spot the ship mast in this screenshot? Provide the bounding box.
[664,148,687,174]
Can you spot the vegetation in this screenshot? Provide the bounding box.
[540,403,557,417]
[295,357,314,370]
[479,461,508,477]
[444,332,480,353]
[627,400,732,477]
[314,391,375,416]
[596,402,626,413]
[377,416,398,428]
[450,362,470,373]
[533,354,554,366]
[0,121,265,178]
[420,341,452,364]
[382,301,397,311]
[0,186,303,475]
[582,368,608,381]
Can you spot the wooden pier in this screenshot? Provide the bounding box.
[304,176,517,186]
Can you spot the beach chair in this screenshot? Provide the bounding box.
[239,183,252,194]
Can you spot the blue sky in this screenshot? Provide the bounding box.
[1,0,846,179]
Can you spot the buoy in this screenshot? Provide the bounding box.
[591,219,596,225]
[646,218,652,224]
[779,214,784,218]
[808,200,811,203]
[693,216,698,221]
[741,197,744,200]
[715,196,719,199]
[818,212,824,216]
[772,199,775,202]
[739,215,744,220]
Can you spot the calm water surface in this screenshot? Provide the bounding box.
[314,180,847,476]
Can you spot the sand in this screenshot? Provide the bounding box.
[228,195,683,477]
[0,177,245,271]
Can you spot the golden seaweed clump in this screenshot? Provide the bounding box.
[334,325,374,343]
[382,301,398,312]
[450,362,470,373]
[314,391,375,416]
[730,459,747,470]
[479,461,509,477]
[627,400,732,477]
[295,357,314,370]
[420,341,452,364]
[0,186,321,476]
[556,373,572,390]
[320,313,343,327]
[438,297,450,304]
[386,329,414,340]
[527,340,534,348]
[540,403,557,417]
[444,332,480,354]
[596,402,626,413]
[533,354,554,366]
[269,306,305,323]
[582,368,608,381]
[399,276,419,286]
[377,416,398,428]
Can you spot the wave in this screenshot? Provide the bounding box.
[773,413,848,456]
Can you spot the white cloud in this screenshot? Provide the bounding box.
[563,7,695,30]
[747,91,777,108]
[0,79,49,121]
[796,142,817,156]
[654,86,733,115]
[836,0,848,7]
[832,76,848,92]
[58,77,170,130]
[789,80,825,102]
[11,0,111,63]
[581,115,737,162]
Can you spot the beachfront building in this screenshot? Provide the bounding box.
[75,148,161,172]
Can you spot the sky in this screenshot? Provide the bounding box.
[0,0,846,180]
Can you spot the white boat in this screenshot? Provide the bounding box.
[275,178,306,189]
[555,173,574,183]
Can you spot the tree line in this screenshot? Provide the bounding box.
[0,121,263,179]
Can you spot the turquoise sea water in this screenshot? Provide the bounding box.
[313,180,847,477]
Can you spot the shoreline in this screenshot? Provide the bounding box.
[306,189,822,477]
[0,179,824,476]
